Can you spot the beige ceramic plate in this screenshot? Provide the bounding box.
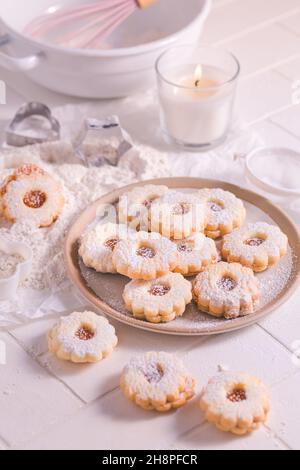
[64,177,300,336]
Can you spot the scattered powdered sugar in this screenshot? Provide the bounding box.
[0,140,170,292]
[0,250,24,279]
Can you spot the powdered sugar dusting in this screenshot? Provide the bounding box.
[0,141,170,292]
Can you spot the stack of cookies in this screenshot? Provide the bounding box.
[79,184,288,322]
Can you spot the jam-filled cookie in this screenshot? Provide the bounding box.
[48,311,118,363]
[0,164,64,228]
[192,261,260,319]
[199,371,271,435]
[118,184,169,230]
[150,191,207,240]
[222,222,288,272]
[173,233,218,276]
[123,272,192,323]
[112,231,178,280]
[120,351,196,411]
[79,222,135,273]
[198,188,246,239]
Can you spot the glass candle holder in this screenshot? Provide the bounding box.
[156,45,240,151]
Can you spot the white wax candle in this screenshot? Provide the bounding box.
[158,64,234,146]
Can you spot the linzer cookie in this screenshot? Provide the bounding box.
[79,222,135,273]
[120,351,196,411]
[192,261,260,319]
[123,272,192,323]
[118,184,169,230]
[48,311,118,363]
[197,188,246,239]
[112,231,178,280]
[199,371,271,435]
[0,164,64,228]
[173,233,218,276]
[150,191,207,239]
[222,222,288,272]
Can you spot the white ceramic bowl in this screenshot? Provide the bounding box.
[0,0,211,98]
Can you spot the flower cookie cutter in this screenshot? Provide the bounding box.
[0,238,33,300]
[5,102,61,147]
[73,116,133,167]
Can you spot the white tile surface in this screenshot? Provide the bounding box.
[171,423,288,450]
[0,332,82,447]
[38,321,205,403]
[280,11,300,36]
[225,24,300,77]
[268,372,300,450]
[270,104,300,139]
[259,289,300,353]
[0,438,7,450]
[21,387,203,450]
[186,325,298,387]
[201,0,300,44]
[276,57,300,81]
[236,71,291,124]
[249,119,300,151]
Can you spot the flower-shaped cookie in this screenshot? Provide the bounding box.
[112,231,178,280]
[192,261,260,319]
[173,233,218,276]
[123,272,192,323]
[118,184,169,230]
[120,351,196,411]
[197,188,246,239]
[0,164,64,228]
[79,222,135,273]
[48,311,118,363]
[222,222,288,272]
[150,191,207,239]
[199,371,271,435]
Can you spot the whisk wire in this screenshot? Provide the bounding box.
[58,1,134,48]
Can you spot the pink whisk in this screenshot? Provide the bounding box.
[24,0,157,49]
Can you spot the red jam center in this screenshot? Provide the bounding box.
[172,203,191,215]
[136,246,155,258]
[149,284,171,296]
[143,197,156,209]
[75,326,94,341]
[144,363,164,383]
[245,237,265,247]
[209,201,223,212]
[23,190,47,209]
[217,276,237,291]
[227,388,247,403]
[177,242,193,253]
[104,238,119,251]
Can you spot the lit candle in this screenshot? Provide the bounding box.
[156,46,240,150]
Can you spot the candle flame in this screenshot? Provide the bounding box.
[194,64,203,86]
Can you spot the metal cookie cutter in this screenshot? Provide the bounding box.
[6,102,60,147]
[0,238,33,301]
[73,116,133,167]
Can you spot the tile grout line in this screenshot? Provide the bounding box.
[7,331,86,405]
[268,113,300,141]
[263,424,292,451]
[265,116,300,143]
[275,21,300,40]
[257,323,297,356]
[238,53,300,83]
[209,7,300,47]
